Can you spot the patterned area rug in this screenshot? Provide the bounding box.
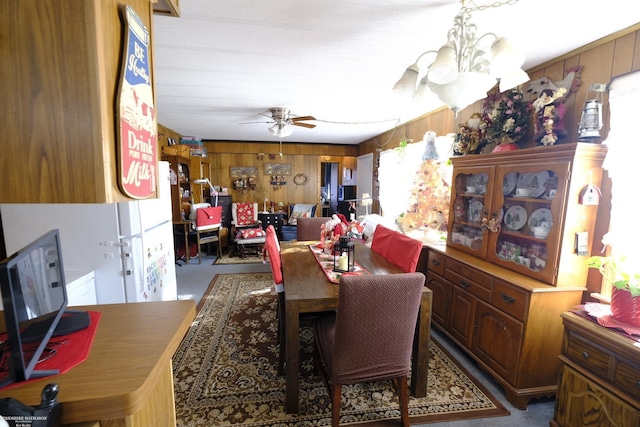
[214,246,264,264]
[172,273,509,426]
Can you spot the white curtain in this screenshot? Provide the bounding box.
[601,70,640,259]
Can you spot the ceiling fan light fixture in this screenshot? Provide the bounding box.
[269,123,293,138]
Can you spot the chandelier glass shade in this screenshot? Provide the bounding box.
[393,3,528,115]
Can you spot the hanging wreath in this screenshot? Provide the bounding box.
[293,173,309,185]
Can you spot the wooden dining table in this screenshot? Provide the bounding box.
[281,240,433,413]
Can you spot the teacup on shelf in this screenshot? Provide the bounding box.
[515,188,531,197]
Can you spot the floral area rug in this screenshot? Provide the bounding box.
[214,246,264,264]
[172,273,509,426]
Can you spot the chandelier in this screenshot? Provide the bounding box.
[393,0,529,115]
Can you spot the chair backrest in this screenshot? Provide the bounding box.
[296,217,329,241]
[264,226,283,291]
[232,202,259,226]
[370,224,423,272]
[265,224,280,252]
[195,206,222,231]
[330,272,426,384]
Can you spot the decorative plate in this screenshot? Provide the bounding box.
[516,172,531,189]
[293,173,309,185]
[502,172,517,196]
[467,200,483,223]
[528,208,553,228]
[469,173,488,195]
[527,170,550,198]
[504,205,527,230]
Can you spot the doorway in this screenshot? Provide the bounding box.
[321,162,339,215]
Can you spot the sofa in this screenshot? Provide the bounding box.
[281,203,323,241]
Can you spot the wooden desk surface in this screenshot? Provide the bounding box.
[0,299,196,425]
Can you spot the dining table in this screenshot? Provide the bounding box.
[280,240,433,413]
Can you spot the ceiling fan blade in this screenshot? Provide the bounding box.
[291,115,316,122]
[293,122,316,129]
[239,120,274,125]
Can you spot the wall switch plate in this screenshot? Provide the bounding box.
[575,232,589,256]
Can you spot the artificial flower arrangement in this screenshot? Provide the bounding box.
[587,255,640,297]
[483,88,532,146]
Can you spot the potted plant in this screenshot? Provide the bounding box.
[587,255,640,327]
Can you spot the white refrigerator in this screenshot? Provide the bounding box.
[0,161,177,304]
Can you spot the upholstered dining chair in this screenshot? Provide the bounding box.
[263,225,286,374]
[370,224,423,273]
[314,272,426,427]
[195,206,223,264]
[296,216,329,241]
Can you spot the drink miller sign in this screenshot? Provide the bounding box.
[116,5,157,199]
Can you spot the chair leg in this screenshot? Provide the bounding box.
[396,375,410,427]
[331,384,342,427]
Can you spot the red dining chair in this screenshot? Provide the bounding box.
[314,272,426,427]
[264,225,286,374]
[370,224,423,272]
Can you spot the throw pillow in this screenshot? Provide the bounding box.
[236,202,255,226]
[238,228,266,239]
[288,211,310,226]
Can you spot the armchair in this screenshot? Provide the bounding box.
[231,202,261,230]
[314,272,426,427]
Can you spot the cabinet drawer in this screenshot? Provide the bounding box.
[614,357,640,402]
[490,279,528,322]
[427,250,446,276]
[445,268,491,302]
[445,258,492,289]
[566,333,612,380]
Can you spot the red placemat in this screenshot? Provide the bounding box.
[309,244,370,283]
[0,311,101,390]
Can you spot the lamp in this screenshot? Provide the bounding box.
[578,83,606,141]
[269,123,293,138]
[333,236,355,273]
[360,192,373,216]
[393,1,528,115]
[193,178,218,206]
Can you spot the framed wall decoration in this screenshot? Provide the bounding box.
[264,163,292,176]
[230,166,258,178]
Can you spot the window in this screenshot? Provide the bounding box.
[596,69,640,299]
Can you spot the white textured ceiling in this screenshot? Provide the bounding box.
[153,0,639,145]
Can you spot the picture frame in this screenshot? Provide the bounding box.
[230,166,258,179]
[264,163,292,176]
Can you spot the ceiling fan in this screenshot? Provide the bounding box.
[241,107,316,138]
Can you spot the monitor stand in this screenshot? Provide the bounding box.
[21,311,91,344]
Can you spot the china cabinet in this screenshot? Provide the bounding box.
[426,142,607,409]
[552,312,640,426]
[447,142,606,287]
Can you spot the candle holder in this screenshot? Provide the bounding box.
[333,236,355,272]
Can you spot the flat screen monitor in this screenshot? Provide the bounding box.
[0,229,68,385]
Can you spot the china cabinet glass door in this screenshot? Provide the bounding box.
[448,166,495,258]
[486,162,569,283]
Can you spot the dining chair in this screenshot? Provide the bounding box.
[370,224,423,272]
[314,272,426,427]
[263,225,286,374]
[296,216,329,241]
[195,206,223,264]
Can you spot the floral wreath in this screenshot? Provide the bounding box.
[293,173,308,185]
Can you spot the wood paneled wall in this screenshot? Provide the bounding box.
[202,141,357,208]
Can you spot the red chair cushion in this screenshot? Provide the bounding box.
[238,228,265,239]
[196,206,222,228]
[371,225,422,273]
[236,202,255,226]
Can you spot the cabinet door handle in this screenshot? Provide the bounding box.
[500,293,515,304]
[460,280,471,289]
[582,351,590,359]
[431,259,440,266]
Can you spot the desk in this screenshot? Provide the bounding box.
[281,241,432,413]
[0,300,196,426]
